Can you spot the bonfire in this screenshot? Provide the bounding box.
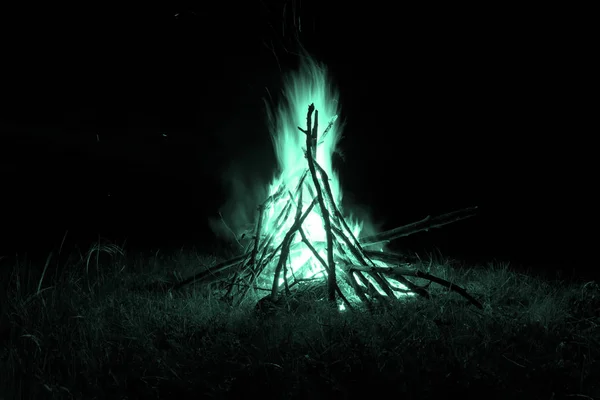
[177,58,481,312]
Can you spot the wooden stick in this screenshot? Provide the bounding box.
[256,199,293,266]
[345,264,483,309]
[250,203,265,269]
[282,187,306,297]
[316,115,338,146]
[299,103,336,302]
[271,198,318,300]
[360,206,478,247]
[363,250,420,265]
[314,161,362,251]
[296,228,354,311]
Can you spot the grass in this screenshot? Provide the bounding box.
[0,241,599,400]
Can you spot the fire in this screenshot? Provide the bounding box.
[173,55,482,312]
[263,57,362,288]
[176,55,480,311]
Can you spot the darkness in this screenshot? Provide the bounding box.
[0,3,594,278]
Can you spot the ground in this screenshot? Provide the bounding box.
[1,244,599,399]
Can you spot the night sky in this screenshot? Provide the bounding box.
[1,4,593,278]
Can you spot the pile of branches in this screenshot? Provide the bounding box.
[176,104,482,312]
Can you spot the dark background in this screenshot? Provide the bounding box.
[0,3,594,278]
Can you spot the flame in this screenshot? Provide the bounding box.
[268,57,341,201]
[263,57,363,286]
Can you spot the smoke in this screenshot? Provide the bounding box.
[206,72,277,246]
[208,157,271,246]
[342,190,386,251]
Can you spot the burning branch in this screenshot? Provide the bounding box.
[299,103,337,302]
